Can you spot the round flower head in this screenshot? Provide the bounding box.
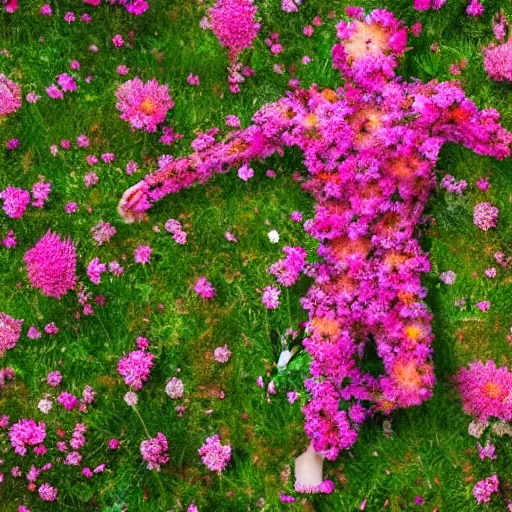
[9,419,46,456]
[0,313,23,355]
[332,9,407,90]
[0,74,22,116]
[199,434,231,472]
[165,377,184,398]
[473,202,499,231]
[140,433,169,471]
[115,77,174,132]
[0,186,30,219]
[457,360,512,423]
[210,0,260,60]
[24,231,77,299]
[118,350,154,389]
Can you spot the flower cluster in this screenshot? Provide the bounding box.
[0,313,23,355]
[209,0,260,60]
[118,8,512,462]
[457,360,512,423]
[0,74,22,116]
[24,231,77,299]
[115,78,174,132]
[473,202,499,231]
[198,434,231,472]
[473,474,499,504]
[0,186,30,218]
[9,419,46,456]
[140,433,169,471]
[117,348,155,389]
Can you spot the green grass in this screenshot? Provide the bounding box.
[1,0,512,510]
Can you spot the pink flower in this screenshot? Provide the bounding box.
[124,391,138,406]
[187,74,200,86]
[165,377,184,398]
[214,344,232,363]
[457,360,512,422]
[64,11,75,22]
[115,77,174,132]
[84,171,99,187]
[303,25,314,37]
[24,231,77,299]
[112,34,124,47]
[91,220,117,246]
[473,202,499,231]
[0,186,30,218]
[57,73,77,92]
[65,202,78,214]
[109,439,120,450]
[210,0,260,60]
[466,0,484,17]
[40,3,52,15]
[199,434,231,472]
[46,84,63,99]
[118,350,154,389]
[31,180,51,208]
[57,392,79,410]
[477,441,497,460]
[0,313,23,355]
[87,257,107,285]
[38,482,58,501]
[193,277,216,299]
[237,163,254,181]
[9,419,46,456]
[140,433,169,471]
[0,74,22,116]
[134,244,152,264]
[46,371,62,387]
[473,474,499,504]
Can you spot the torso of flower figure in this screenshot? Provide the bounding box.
[118,9,512,461]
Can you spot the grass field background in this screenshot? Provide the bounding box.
[1,0,512,510]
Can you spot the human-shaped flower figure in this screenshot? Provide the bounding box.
[119,8,512,462]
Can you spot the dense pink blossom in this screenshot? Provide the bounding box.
[165,377,184,398]
[0,186,30,218]
[483,39,512,83]
[9,419,46,456]
[0,74,22,116]
[87,257,107,284]
[473,202,499,231]
[214,344,231,363]
[115,78,174,132]
[140,433,169,471]
[457,360,512,423]
[193,277,216,298]
[24,231,77,299]
[31,180,51,208]
[199,434,231,472]
[473,474,499,504]
[38,482,58,501]
[262,286,281,309]
[118,349,154,389]
[91,220,117,245]
[46,371,62,387]
[0,313,23,355]
[209,0,260,60]
[57,392,79,410]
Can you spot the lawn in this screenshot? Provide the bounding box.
[1,0,512,510]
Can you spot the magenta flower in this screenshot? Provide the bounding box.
[140,433,169,471]
[0,186,30,219]
[57,392,79,410]
[193,277,216,299]
[91,220,117,246]
[262,286,280,309]
[24,231,77,299]
[0,313,23,356]
[134,244,152,264]
[38,482,58,501]
[473,202,499,231]
[87,257,107,285]
[118,349,154,389]
[457,360,512,422]
[0,74,22,116]
[115,77,174,132]
[473,474,499,504]
[165,377,184,398]
[198,434,231,472]
[214,344,232,363]
[210,0,260,60]
[9,419,46,456]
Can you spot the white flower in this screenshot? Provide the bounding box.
[268,230,280,244]
[277,350,292,371]
[37,398,53,414]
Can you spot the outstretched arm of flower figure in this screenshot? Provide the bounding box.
[118,97,306,222]
[421,81,512,160]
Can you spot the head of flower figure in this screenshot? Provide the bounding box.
[332,8,408,90]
